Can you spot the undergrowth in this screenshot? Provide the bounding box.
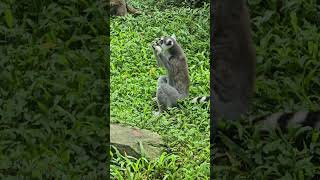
[0,0,108,178]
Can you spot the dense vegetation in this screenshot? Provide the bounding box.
[214,0,320,179]
[149,0,210,8]
[110,0,210,179]
[0,0,108,178]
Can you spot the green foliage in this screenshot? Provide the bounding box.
[249,0,320,112]
[111,1,210,179]
[111,148,183,179]
[0,0,108,178]
[215,120,320,179]
[152,0,210,8]
[214,0,320,179]
[129,0,209,10]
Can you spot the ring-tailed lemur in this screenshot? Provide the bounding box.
[151,35,190,115]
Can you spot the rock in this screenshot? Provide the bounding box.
[110,123,164,159]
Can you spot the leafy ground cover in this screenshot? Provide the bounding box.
[0,0,108,178]
[110,0,210,179]
[213,0,320,179]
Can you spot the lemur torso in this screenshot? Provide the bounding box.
[151,35,190,115]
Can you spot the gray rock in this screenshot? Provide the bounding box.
[110,123,165,159]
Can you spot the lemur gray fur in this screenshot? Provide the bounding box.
[151,35,190,115]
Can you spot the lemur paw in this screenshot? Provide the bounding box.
[154,46,162,55]
[151,43,162,54]
[151,38,162,55]
[151,42,158,47]
[151,38,162,47]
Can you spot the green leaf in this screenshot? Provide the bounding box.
[311,130,320,143]
[290,11,298,33]
[31,169,42,179]
[61,150,70,163]
[4,9,14,28]
[36,101,49,114]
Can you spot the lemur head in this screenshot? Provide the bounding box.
[159,34,177,52]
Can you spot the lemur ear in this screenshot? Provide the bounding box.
[171,34,176,40]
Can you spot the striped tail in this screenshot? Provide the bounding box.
[252,110,320,130]
[191,96,210,103]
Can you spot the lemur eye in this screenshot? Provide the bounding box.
[160,39,164,44]
[166,40,173,45]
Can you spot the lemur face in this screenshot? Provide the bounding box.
[152,34,177,53]
[159,36,176,51]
